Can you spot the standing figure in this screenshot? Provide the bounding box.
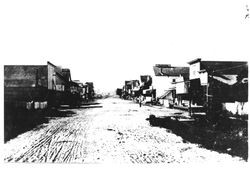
[139,95,143,107]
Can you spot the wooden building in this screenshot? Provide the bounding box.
[187,58,248,116]
[154,59,248,116]
[153,64,189,108]
[4,61,82,109]
[85,82,95,101]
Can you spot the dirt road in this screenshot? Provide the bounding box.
[4,98,247,164]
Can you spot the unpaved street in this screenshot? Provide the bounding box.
[4,98,247,164]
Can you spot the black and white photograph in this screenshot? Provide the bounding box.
[0,0,249,168]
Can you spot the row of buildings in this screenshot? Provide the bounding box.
[4,61,95,110]
[117,58,248,117]
[116,75,156,104]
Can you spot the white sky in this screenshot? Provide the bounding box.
[1,0,250,93]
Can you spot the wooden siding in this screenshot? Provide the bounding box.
[4,87,48,103]
[4,65,48,88]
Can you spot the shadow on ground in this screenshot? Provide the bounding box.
[4,107,76,143]
[147,114,248,161]
[59,102,102,109]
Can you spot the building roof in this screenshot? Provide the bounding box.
[201,61,248,75]
[47,61,70,81]
[69,81,80,87]
[188,58,248,75]
[73,80,84,87]
[47,61,57,68]
[187,58,201,65]
[153,65,189,80]
[154,64,171,68]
